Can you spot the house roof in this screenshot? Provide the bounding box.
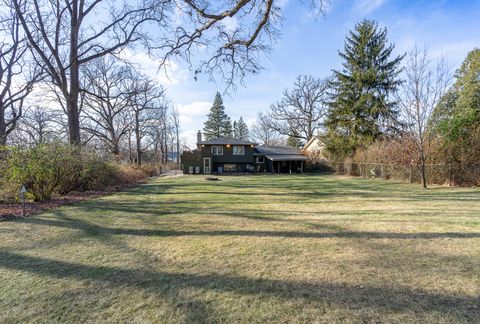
[254,146,303,156]
[198,137,258,145]
[265,154,307,161]
[302,136,325,150]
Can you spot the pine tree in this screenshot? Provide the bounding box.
[203,92,233,139]
[234,117,249,140]
[233,120,238,138]
[325,19,404,158]
[224,116,233,137]
[437,48,480,141]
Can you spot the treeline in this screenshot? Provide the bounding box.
[3,56,180,166]
[250,19,480,187]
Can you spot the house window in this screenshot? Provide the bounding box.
[211,146,223,155]
[256,156,265,163]
[224,164,237,172]
[233,146,245,155]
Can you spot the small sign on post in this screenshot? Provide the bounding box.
[20,185,27,217]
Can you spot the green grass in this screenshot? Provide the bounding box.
[1,175,479,323]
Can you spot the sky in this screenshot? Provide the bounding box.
[127,0,480,148]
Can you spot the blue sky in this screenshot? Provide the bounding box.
[130,0,480,148]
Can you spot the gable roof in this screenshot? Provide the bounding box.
[198,137,258,146]
[302,136,325,150]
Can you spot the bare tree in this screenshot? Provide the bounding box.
[170,106,181,164]
[12,0,329,145]
[397,46,450,188]
[265,75,329,142]
[81,57,132,156]
[11,0,166,144]
[251,112,280,146]
[16,105,62,145]
[127,74,166,165]
[0,2,41,145]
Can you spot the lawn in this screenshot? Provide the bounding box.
[0,175,479,323]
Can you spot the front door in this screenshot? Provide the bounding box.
[203,157,211,174]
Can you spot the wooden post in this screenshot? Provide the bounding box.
[289,161,292,174]
[301,161,303,173]
[277,161,280,173]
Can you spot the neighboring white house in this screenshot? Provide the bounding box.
[302,136,327,160]
[302,136,325,153]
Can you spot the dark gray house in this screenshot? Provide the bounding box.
[181,131,306,174]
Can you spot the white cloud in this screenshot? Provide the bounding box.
[180,129,200,150]
[176,101,212,147]
[176,101,211,117]
[353,0,386,15]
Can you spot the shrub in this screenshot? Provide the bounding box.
[0,143,168,203]
[1,143,121,202]
[2,144,73,201]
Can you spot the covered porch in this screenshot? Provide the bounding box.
[265,155,306,173]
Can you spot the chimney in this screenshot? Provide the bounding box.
[197,130,202,144]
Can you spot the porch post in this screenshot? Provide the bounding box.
[301,161,303,173]
[289,161,292,174]
[277,161,280,173]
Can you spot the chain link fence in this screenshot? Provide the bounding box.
[305,160,480,186]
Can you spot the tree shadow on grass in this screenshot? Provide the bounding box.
[0,250,478,321]
[19,216,480,240]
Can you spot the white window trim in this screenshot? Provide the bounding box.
[256,156,265,163]
[211,145,223,155]
[233,145,245,155]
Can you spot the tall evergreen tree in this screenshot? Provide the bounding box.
[435,48,480,166]
[233,117,249,140]
[325,19,404,158]
[437,48,480,142]
[203,92,232,139]
[233,120,238,138]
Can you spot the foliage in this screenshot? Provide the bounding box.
[1,143,113,201]
[0,143,162,202]
[435,48,480,164]
[203,92,233,139]
[233,117,249,140]
[325,19,404,159]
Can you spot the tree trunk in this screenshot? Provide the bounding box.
[135,112,141,165]
[128,131,133,163]
[66,95,81,145]
[0,111,6,146]
[68,3,81,146]
[176,128,180,164]
[420,157,427,189]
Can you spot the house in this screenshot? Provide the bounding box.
[254,146,306,173]
[302,136,327,161]
[181,131,307,174]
